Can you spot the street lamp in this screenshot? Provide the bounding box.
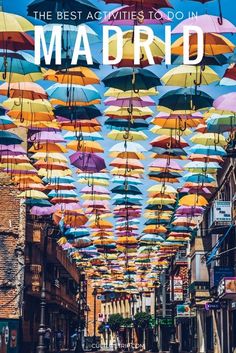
[92,288,98,351]
[130,295,137,349]
[152,281,159,353]
[169,258,179,353]
[36,225,55,353]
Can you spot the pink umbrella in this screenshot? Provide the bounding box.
[83,200,109,208]
[0,145,26,153]
[104,96,155,107]
[30,206,54,216]
[101,5,172,25]
[155,112,203,119]
[180,187,211,194]
[213,93,236,113]
[149,159,183,170]
[28,131,65,143]
[172,14,236,34]
[81,186,110,194]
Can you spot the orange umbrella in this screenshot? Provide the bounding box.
[67,140,104,153]
[0,82,48,100]
[44,67,100,85]
[29,143,67,153]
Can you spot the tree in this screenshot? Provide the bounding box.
[108,314,124,332]
[134,312,151,346]
[108,314,124,349]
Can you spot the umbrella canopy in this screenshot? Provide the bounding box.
[172,14,236,34]
[102,5,171,25]
[172,33,235,56]
[70,152,106,172]
[158,88,213,112]
[179,195,208,207]
[28,0,99,24]
[102,68,161,91]
[213,93,236,113]
[161,65,220,87]
[107,30,165,67]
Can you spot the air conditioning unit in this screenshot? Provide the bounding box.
[209,201,232,228]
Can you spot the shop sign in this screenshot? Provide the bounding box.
[205,302,221,310]
[176,305,196,317]
[171,276,183,301]
[209,201,232,228]
[157,316,174,326]
[210,266,234,288]
[218,277,236,298]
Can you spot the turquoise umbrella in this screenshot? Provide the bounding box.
[0,131,23,145]
[183,173,216,183]
[189,144,226,156]
[64,131,103,141]
[47,84,101,103]
[48,190,78,198]
[42,176,75,184]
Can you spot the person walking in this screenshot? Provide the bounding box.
[44,327,51,352]
[55,328,64,353]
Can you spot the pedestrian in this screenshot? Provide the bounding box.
[55,328,64,353]
[71,328,78,350]
[44,327,51,352]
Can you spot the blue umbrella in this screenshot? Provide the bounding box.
[0,131,23,145]
[189,144,227,156]
[47,83,101,103]
[183,173,216,183]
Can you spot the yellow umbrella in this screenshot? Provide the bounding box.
[38,169,72,177]
[107,130,147,141]
[50,98,101,107]
[148,184,177,194]
[172,33,235,56]
[0,71,45,83]
[108,30,165,67]
[109,151,145,160]
[15,120,60,129]
[3,98,53,114]
[44,67,100,85]
[161,65,220,87]
[147,197,176,205]
[104,87,158,98]
[110,167,144,176]
[190,133,226,146]
[0,12,33,32]
[18,190,48,199]
[0,163,36,171]
[81,194,111,201]
[78,178,109,186]
[104,106,153,117]
[179,194,208,207]
[67,140,104,153]
[151,126,192,136]
[31,152,68,162]
[143,225,167,233]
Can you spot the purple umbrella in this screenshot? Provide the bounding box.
[0,144,26,153]
[28,131,65,143]
[104,96,155,107]
[30,206,54,216]
[70,152,106,172]
[102,5,172,25]
[172,14,236,34]
[176,206,204,216]
[213,92,236,113]
[81,186,110,194]
[149,159,183,170]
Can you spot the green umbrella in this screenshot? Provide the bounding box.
[102,68,161,91]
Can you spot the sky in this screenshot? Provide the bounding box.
[2,0,236,232]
